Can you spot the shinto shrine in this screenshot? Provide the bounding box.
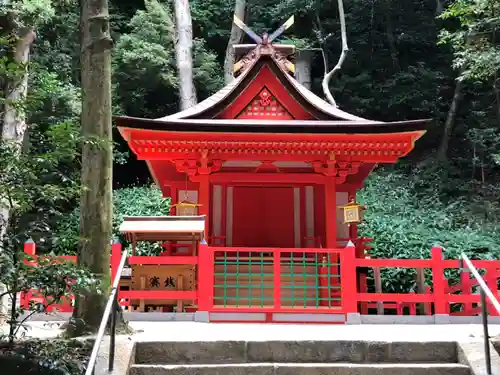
[113,17,431,322]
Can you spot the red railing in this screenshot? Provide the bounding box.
[197,246,353,314]
[356,246,500,316]
[18,241,500,318]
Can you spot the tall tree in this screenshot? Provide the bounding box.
[0,0,56,323]
[0,1,55,247]
[321,0,348,107]
[173,0,197,109]
[71,0,113,333]
[438,0,500,161]
[224,0,246,84]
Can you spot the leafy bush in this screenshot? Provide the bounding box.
[0,338,92,375]
[54,185,170,255]
[358,168,500,292]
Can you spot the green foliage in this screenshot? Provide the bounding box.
[0,0,58,28]
[0,338,92,374]
[0,245,101,343]
[54,186,170,255]
[0,129,98,344]
[113,0,223,118]
[358,169,500,292]
[439,0,500,82]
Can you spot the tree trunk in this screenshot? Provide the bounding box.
[70,0,114,335]
[437,77,463,161]
[435,0,444,15]
[224,0,246,84]
[0,27,36,243]
[383,0,400,70]
[173,0,197,109]
[322,0,348,107]
[295,50,312,89]
[494,77,500,128]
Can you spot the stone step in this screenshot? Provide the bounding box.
[129,363,471,375]
[134,341,458,365]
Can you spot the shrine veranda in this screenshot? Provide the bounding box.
[20,27,500,324]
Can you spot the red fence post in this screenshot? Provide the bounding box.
[111,240,122,283]
[460,271,472,315]
[21,239,36,309]
[486,264,499,316]
[431,246,448,315]
[197,243,213,311]
[341,241,358,314]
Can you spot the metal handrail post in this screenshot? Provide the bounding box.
[480,289,492,375]
[85,248,128,375]
[461,253,499,375]
[109,297,117,372]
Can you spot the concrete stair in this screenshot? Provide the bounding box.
[128,340,472,375]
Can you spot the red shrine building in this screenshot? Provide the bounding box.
[115,23,430,322]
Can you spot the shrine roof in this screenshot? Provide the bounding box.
[156,56,366,122]
[116,117,430,134]
[114,55,432,134]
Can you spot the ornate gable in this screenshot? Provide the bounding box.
[237,88,293,119]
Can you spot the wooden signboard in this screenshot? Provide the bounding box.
[131,264,195,311]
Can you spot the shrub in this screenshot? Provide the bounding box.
[53,185,170,255]
[357,169,500,292]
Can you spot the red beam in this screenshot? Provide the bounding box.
[356,258,432,268]
[208,246,342,254]
[446,294,481,303]
[192,173,327,184]
[138,152,400,164]
[128,129,421,143]
[357,293,434,303]
[128,256,198,265]
[208,307,344,314]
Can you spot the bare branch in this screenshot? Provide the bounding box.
[322,0,348,107]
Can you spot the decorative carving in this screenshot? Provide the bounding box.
[313,160,361,183]
[173,154,222,177]
[232,16,295,76]
[234,49,260,76]
[259,89,272,106]
[131,136,413,161]
[238,89,292,119]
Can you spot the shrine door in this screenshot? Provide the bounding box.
[232,186,295,248]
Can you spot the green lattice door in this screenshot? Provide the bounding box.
[213,251,342,309]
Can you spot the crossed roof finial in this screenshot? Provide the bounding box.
[233,15,295,46]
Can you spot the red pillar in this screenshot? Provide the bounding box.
[324,178,337,248]
[324,178,338,307]
[198,175,210,240]
[341,241,357,313]
[197,243,213,311]
[170,185,178,216]
[21,240,36,309]
[431,246,448,315]
[486,265,499,316]
[111,241,122,284]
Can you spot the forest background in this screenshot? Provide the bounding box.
[1,0,499,293]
